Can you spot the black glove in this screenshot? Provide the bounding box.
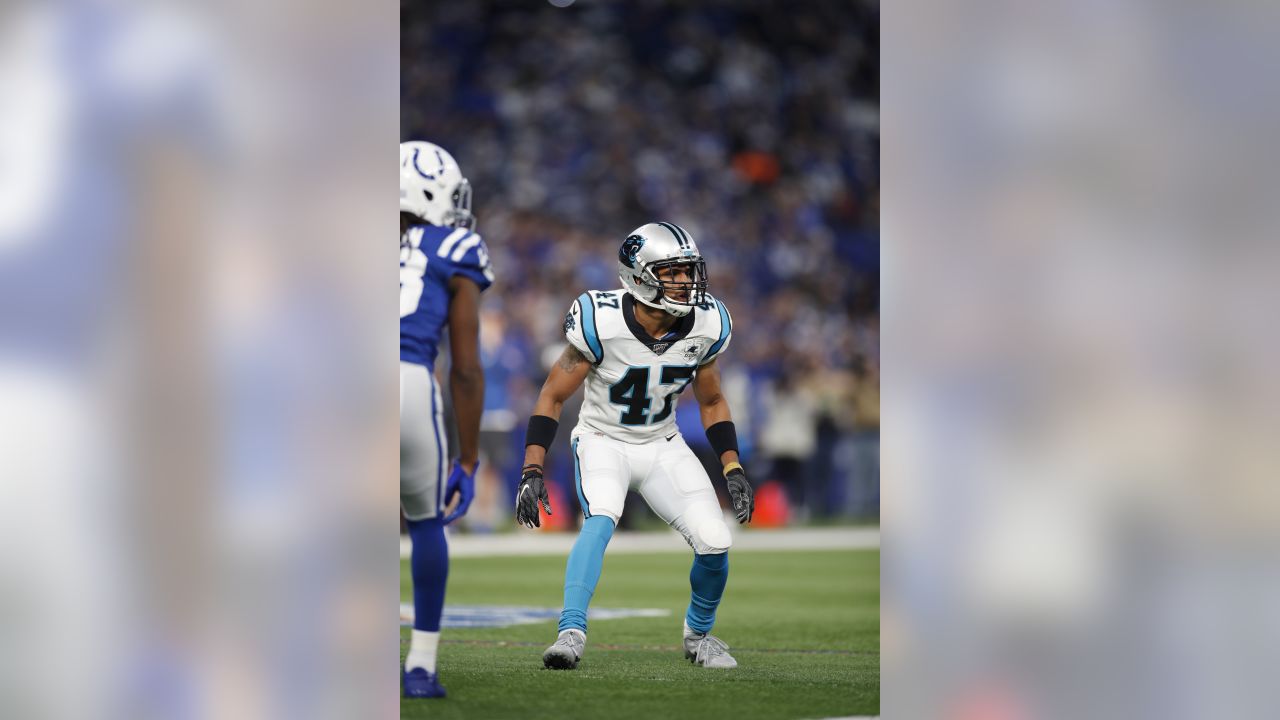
[515,464,553,528]
[724,464,754,524]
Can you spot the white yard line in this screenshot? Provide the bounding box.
[402,526,879,559]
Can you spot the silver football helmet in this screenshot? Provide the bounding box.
[400,141,474,229]
[616,222,708,317]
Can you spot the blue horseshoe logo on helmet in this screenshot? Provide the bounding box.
[619,235,645,268]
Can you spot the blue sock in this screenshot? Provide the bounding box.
[559,516,616,633]
[407,517,448,632]
[685,552,728,634]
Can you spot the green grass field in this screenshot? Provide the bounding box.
[401,548,879,719]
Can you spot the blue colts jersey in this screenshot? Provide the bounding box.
[400,223,494,368]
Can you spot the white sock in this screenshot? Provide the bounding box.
[683,622,703,639]
[405,630,440,673]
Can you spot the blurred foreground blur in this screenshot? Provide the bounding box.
[0,1,396,718]
[885,1,1280,718]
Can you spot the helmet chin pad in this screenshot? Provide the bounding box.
[626,279,696,318]
[632,283,665,310]
[662,300,693,317]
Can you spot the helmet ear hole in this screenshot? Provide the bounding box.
[422,189,434,202]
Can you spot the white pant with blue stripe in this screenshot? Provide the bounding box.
[572,431,732,555]
[401,361,447,521]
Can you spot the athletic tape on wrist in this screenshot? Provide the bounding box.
[525,415,559,450]
[705,420,739,459]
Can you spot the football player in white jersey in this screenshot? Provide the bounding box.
[515,222,754,670]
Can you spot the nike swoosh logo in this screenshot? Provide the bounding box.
[517,485,529,502]
[665,432,678,441]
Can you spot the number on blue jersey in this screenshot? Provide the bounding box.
[400,234,430,318]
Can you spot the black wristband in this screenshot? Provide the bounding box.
[705,421,739,458]
[525,415,559,450]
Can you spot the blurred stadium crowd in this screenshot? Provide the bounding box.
[402,0,879,529]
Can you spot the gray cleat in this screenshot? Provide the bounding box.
[683,631,738,668]
[543,629,586,670]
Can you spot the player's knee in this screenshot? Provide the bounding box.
[588,510,620,528]
[401,493,437,523]
[692,517,732,555]
[581,515,617,542]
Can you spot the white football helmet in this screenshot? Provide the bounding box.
[400,141,474,229]
[616,222,708,317]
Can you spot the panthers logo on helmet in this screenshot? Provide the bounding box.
[619,235,646,268]
[564,309,576,333]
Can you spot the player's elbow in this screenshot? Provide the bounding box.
[543,394,566,414]
[534,383,567,417]
[450,364,484,393]
[697,389,725,410]
[699,396,730,423]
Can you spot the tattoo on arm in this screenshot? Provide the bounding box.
[558,346,587,373]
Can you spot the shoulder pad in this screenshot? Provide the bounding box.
[565,291,607,364]
[699,294,733,364]
[429,228,494,290]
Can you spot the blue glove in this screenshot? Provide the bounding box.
[443,460,478,524]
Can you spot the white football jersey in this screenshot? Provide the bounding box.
[564,289,733,444]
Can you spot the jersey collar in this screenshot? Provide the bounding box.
[622,293,696,354]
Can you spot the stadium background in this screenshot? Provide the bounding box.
[402,0,879,532]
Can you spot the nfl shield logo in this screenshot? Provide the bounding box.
[651,342,670,354]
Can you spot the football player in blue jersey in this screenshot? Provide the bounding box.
[515,222,754,670]
[399,141,495,698]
